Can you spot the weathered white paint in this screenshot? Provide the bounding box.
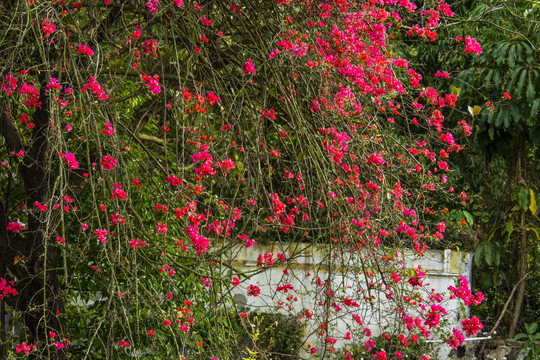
[229,243,473,359]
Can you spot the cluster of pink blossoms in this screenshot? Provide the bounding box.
[63,152,79,170]
[448,276,484,305]
[247,284,260,297]
[77,44,94,56]
[0,278,18,300]
[459,36,482,55]
[16,342,33,354]
[7,222,24,232]
[82,76,109,100]
[102,122,114,136]
[101,154,117,170]
[41,19,55,37]
[147,0,158,14]
[96,229,108,243]
[447,328,465,349]
[462,316,483,337]
[244,58,256,75]
[111,183,127,199]
[140,74,161,94]
[46,78,61,90]
[129,238,147,249]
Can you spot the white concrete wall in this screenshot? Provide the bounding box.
[228,243,473,358]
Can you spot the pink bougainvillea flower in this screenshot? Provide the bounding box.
[147,0,158,14]
[140,74,161,94]
[218,159,235,175]
[447,328,465,349]
[111,183,127,199]
[0,278,18,299]
[206,91,220,105]
[448,276,484,305]
[200,17,213,26]
[7,222,24,232]
[82,76,109,100]
[464,36,482,55]
[244,58,256,75]
[367,153,385,165]
[16,342,33,354]
[462,316,484,337]
[129,238,147,249]
[96,229,108,243]
[261,108,276,119]
[102,122,114,136]
[118,339,130,347]
[46,78,61,90]
[247,284,260,297]
[77,44,94,56]
[434,70,449,78]
[269,49,281,59]
[64,153,79,170]
[131,178,141,188]
[156,222,167,234]
[101,154,117,170]
[41,19,55,37]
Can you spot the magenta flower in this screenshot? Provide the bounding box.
[96,229,108,243]
[464,36,482,55]
[462,316,484,337]
[447,328,465,349]
[63,153,79,170]
[77,44,94,56]
[102,122,114,136]
[247,284,260,297]
[7,222,25,232]
[244,58,256,75]
[101,154,117,170]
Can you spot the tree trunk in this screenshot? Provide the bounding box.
[508,209,528,338]
[0,92,68,359]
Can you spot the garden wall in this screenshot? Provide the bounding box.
[229,243,473,359]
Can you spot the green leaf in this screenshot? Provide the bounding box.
[524,43,535,62]
[488,125,495,140]
[510,104,520,126]
[515,68,527,97]
[530,98,540,118]
[505,222,514,235]
[527,73,535,104]
[494,110,502,127]
[525,322,538,334]
[518,186,530,210]
[463,210,473,225]
[504,113,511,128]
[475,242,485,267]
[508,44,516,68]
[493,71,501,88]
[451,85,461,95]
[485,242,493,266]
[514,333,528,340]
